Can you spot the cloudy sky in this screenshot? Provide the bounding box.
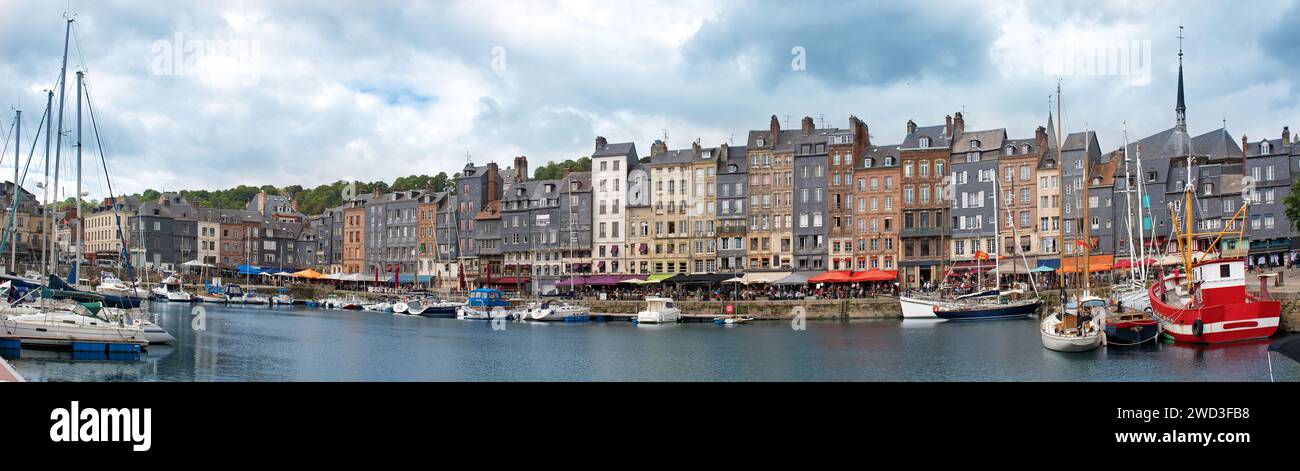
[0,0,1296,200]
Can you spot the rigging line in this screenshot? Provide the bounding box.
[0,119,14,168]
[84,80,138,285]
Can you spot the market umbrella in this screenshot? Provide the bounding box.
[293,269,325,279]
[1268,335,1300,381]
[808,271,853,283]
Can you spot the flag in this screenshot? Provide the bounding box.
[974,250,989,260]
[1075,239,1093,249]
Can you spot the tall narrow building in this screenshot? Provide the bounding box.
[898,118,953,288]
[591,138,637,274]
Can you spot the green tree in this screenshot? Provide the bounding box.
[1286,178,1300,231]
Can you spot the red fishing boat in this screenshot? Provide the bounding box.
[1149,258,1280,344]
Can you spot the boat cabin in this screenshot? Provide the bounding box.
[224,284,245,297]
[644,297,676,312]
[1192,259,1246,306]
[467,288,511,308]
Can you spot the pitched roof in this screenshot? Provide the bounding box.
[593,141,637,158]
[901,124,951,149]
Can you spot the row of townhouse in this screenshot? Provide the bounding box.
[173,52,1300,295]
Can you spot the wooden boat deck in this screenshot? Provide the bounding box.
[0,356,24,382]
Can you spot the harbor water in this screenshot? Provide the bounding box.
[4,302,1298,381]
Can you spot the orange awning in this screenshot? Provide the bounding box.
[1058,255,1114,273]
[292,269,326,279]
[809,271,854,283]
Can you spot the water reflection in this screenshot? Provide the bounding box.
[5,302,1298,382]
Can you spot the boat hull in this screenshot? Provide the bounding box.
[934,300,1041,321]
[899,296,941,319]
[1040,330,1103,352]
[1103,319,1160,345]
[1148,270,1280,344]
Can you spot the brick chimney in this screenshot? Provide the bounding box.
[769,115,780,143]
[801,116,814,136]
[953,112,965,136]
[945,115,953,138]
[1242,134,1248,161]
[1283,126,1290,151]
[651,139,667,157]
[595,136,607,151]
[514,155,529,182]
[691,139,701,157]
[1035,126,1048,149]
[906,119,917,135]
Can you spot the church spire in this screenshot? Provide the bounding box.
[1175,25,1187,132]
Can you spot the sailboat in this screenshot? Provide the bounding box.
[1101,126,1160,345]
[932,152,1043,321]
[0,16,161,348]
[1040,83,1102,352]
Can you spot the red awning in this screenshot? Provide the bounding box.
[850,269,897,282]
[809,270,853,283]
[1113,258,1157,269]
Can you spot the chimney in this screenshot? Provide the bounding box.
[1242,134,1248,161]
[514,155,529,182]
[595,136,607,151]
[651,139,667,157]
[1283,126,1291,150]
[801,116,814,136]
[953,112,965,136]
[1035,126,1048,148]
[945,115,953,138]
[291,199,299,212]
[720,142,729,161]
[906,119,917,135]
[691,139,701,157]
[769,114,780,143]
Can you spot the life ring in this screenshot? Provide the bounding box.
[1192,319,1204,337]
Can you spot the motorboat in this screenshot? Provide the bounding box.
[636,297,681,324]
[524,301,590,322]
[151,275,193,302]
[242,291,270,305]
[713,315,754,325]
[95,274,147,300]
[456,304,515,321]
[271,290,295,305]
[419,299,463,318]
[363,301,393,312]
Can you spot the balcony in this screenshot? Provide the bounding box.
[719,226,747,235]
[900,227,944,238]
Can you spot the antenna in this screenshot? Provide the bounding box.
[465,150,472,164]
[817,114,825,129]
[661,128,669,145]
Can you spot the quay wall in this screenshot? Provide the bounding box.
[568,298,902,319]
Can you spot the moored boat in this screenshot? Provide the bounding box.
[1040,295,1104,352]
[1148,259,1280,344]
[636,297,681,324]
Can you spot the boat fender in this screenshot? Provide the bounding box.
[1100,331,1107,347]
[1192,319,1203,337]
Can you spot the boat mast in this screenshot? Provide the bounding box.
[42,90,52,276]
[992,169,1000,290]
[1121,127,1136,278]
[50,17,72,277]
[74,70,83,286]
[1081,124,1091,294]
[1054,81,1066,303]
[1134,141,1149,283]
[11,109,18,273]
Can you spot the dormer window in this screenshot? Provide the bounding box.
[863,157,874,168]
[1261,141,1272,154]
[969,139,981,150]
[919,137,931,148]
[884,156,896,166]
[756,137,766,147]
[1021,144,1031,154]
[1004,146,1014,156]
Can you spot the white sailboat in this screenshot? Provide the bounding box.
[1040,84,1102,352]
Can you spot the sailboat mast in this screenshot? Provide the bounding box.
[1134,142,1149,282]
[1121,128,1135,276]
[992,172,1000,289]
[1082,126,1092,292]
[42,90,52,276]
[74,70,85,286]
[11,109,18,273]
[50,18,72,276]
[1183,137,1194,291]
[1054,82,1066,301]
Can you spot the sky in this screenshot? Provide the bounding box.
[0,0,1297,202]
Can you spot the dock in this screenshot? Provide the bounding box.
[0,356,24,382]
[588,313,728,323]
